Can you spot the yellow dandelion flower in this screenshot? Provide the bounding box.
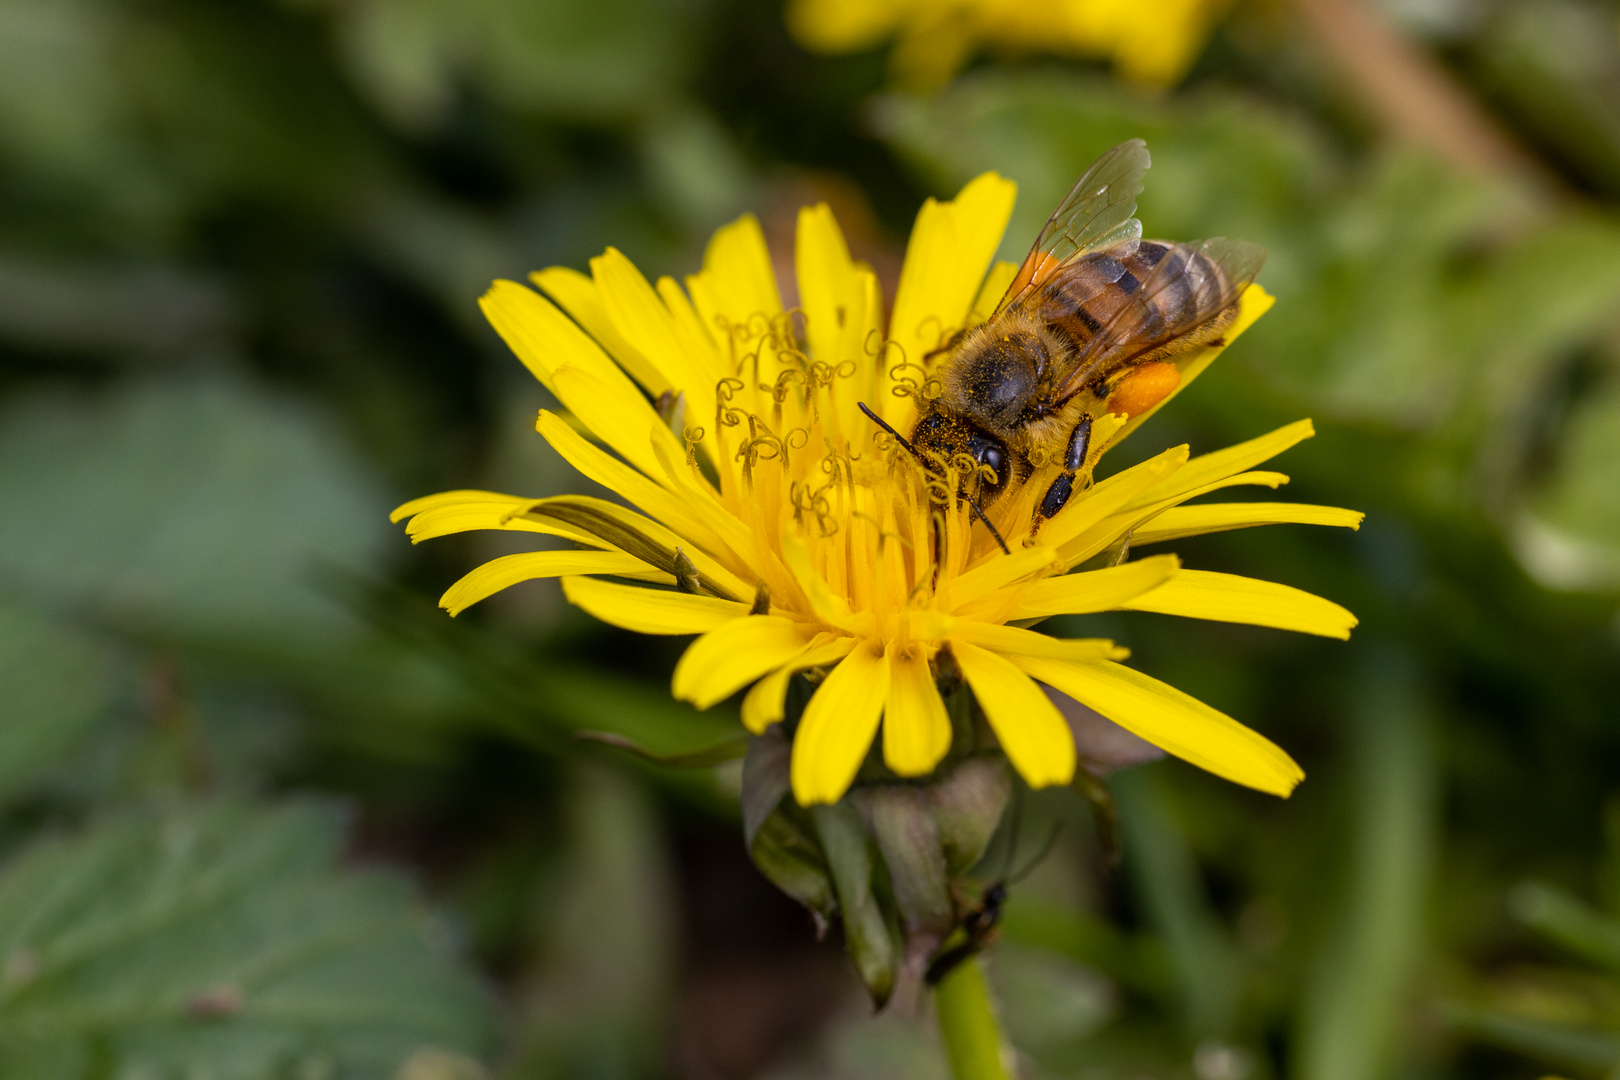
[787,0,1231,91]
[393,172,1362,807]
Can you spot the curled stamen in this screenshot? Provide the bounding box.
[715,377,748,429]
[769,368,807,404]
[737,414,789,467]
[737,436,786,463]
[888,357,928,399]
[789,481,838,536]
[817,452,853,491]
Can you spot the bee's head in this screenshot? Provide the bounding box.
[911,411,1011,503]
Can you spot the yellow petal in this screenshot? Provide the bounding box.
[549,365,685,481]
[1125,418,1315,511]
[1042,443,1189,559]
[951,641,1075,788]
[688,213,782,330]
[793,202,885,441]
[968,259,1019,325]
[479,280,644,406]
[785,0,900,50]
[562,576,750,634]
[523,491,752,601]
[1012,656,1303,796]
[885,173,1017,425]
[530,266,669,396]
[1091,470,1299,544]
[478,281,686,485]
[1007,554,1182,619]
[592,248,721,430]
[791,640,890,805]
[673,616,817,709]
[907,609,955,640]
[404,503,603,547]
[949,622,1127,662]
[658,276,724,376]
[536,410,744,579]
[795,203,862,374]
[1130,502,1366,546]
[740,634,856,733]
[392,489,527,524]
[1122,570,1358,639]
[883,646,952,776]
[946,546,1057,610]
[780,529,863,633]
[1119,470,1291,523]
[441,551,659,616]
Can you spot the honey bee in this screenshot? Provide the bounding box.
[882,140,1266,532]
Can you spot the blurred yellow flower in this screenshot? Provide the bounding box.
[393,174,1362,806]
[787,0,1232,89]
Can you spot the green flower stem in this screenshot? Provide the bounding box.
[935,957,1012,1080]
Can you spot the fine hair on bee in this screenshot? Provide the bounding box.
[907,138,1266,533]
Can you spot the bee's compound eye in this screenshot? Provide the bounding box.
[968,434,1008,490]
[979,444,1005,483]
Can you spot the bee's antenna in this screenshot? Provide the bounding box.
[857,401,1011,556]
[856,401,915,455]
[965,492,1011,555]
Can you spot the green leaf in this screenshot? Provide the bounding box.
[1296,651,1436,1080]
[1113,766,1236,1038]
[574,730,748,767]
[0,798,495,1079]
[0,600,116,800]
[988,943,1115,1054]
[741,730,835,921]
[0,376,393,652]
[538,667,744,760]
[1511,881,1620,972]
[507,764,675,1078]
[302,0,695,131]
[1522,378,1620,590]
[1446,1003,1620,1071]
[813,802,899,1008]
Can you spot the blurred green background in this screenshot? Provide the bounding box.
[1,0,1619,1076]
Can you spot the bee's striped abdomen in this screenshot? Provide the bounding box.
[1036,240,1232,375]
[1038,248,1139,352]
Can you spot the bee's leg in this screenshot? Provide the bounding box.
[1039,473,1075,519]
[1035,415,1094,521]
[1063,415,1093,471]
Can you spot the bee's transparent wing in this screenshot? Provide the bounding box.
[1052,236,1267,400]
[991,139,1152,318]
